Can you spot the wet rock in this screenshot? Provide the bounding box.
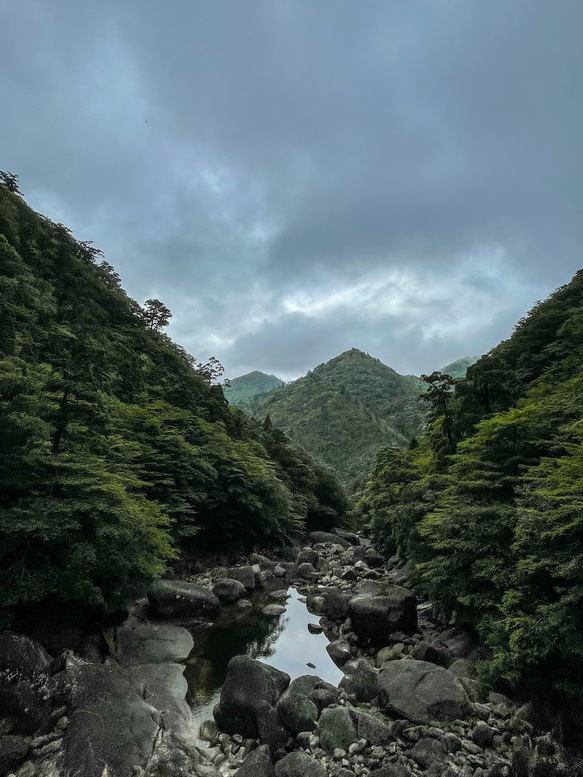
[317,707,358,753]
[274,750,327,777]
[212,578,247,603]
[115,620,194,666]
[326,641,352,667]
[214,656,290,738]
[348,588,417,644]
[235,743,275,777]
[0,632,52,734]
[0,735,29,776]
[148,580,220,620]
[276,693,318,735]
[378,659,472,724]
[228,566,256,591]
[199,719,219,742]
[307,623,323,634]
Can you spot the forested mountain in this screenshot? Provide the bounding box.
[0,178,347,615]
[439,355,478,378]
[246,349,428,488]
[223,370,285,413]
[355,269,583,701]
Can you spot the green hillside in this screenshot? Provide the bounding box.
[355,269,583,699]
[439,355,479,378]
[223,370,285,412]
[0,178,347,614]
[247,348,428,488]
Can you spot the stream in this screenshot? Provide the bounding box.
[182,587,343,735]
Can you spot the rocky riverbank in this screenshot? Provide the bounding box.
[0,532,571,777]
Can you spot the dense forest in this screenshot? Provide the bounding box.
[223,370,285,413]
[355,270,583,703]
[0,178,347,616]
[245,349,429,488]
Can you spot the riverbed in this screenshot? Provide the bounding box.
[183,587,343,735]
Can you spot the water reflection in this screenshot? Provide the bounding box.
[183,588,343,732]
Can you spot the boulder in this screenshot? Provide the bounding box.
[0,735,29,776]
[214,657,290,738]
[63,664,164,777]
[378,659,472,724]
[436,628,476,659]
[352,659,378,703]
[411,640,453,668]
[126,663,193,746]
[235,744,274,777]
[326,641,352,667]
[287,675,322,696]
[255,700,288,749]
[409,737,446,770]
[296,562,316,579]
[317,707,358,753]
[309,531,350,548]
[296,548,319,566]
[348,588,417,644]
[262,604,286,616]
[322,589,353,621]
[364,548,385,568]
[228,566,256,590]
[249,554,275,570]
[212,578,247,603]
[333,529,361,546]
[309,688,338,712]
[274,750,327,777]
[115,621,194,666]
[148,580,220,620]
[276,693,318,735]
[351,709,393,747]
[0,632,52,733]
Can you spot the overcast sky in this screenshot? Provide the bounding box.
[1,1,581,380]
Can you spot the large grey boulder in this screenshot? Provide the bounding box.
[274,750,327,777]
[378,659,472,724]
[317,707,358,753]
[148,580,220,620]
[351,709,393,747]
[348,588,417,644]
[63,664,162,777]
[276,692,318,735]
[212,578,247,603]
[326,641,352,667]
[115,620,194,666]
[0,632,52,733]
[352,659,379,703]
[309,531,350,548]
[321,589,353,621]
[228,566,256,590]
[214,656,290,738]
[235,744,274,777]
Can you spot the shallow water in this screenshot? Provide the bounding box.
[183,587,343,734]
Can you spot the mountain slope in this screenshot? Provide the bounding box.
[439,355,478,378]
[0,180,347,613]
[224,370,285,412]
[247,349,428,487]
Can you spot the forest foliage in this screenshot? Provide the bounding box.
[0,181,347,614]
[245,348,429,489]
[354,269,583,697]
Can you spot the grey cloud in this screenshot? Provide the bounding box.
[0,0,581,380]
